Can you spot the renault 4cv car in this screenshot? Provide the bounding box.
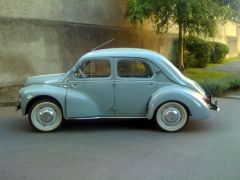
[17,48,219,132]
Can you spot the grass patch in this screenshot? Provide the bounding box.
[185,68,240,96]
[185,68,228,80]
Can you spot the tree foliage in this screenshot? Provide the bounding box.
[126,0,240,71]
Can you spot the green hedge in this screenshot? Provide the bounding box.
[198,74,240,96]
[210,42,229,64]
[184,36,212,68]
[183,36,229,68]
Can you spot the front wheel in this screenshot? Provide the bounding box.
[29,100,63,132]
[155,102,189,132]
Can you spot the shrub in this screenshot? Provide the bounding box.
[198,79,230,96]
[184,36,213,68]
[186,69,240,97]
[184,51,198,68]
[210,42,229,64]
[195,73,240,96]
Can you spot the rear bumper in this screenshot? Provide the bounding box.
[210,101,220,111]
[208,96,220,111]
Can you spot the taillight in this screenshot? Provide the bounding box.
[203,96,211,104]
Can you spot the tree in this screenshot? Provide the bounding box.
[126,0,240,72]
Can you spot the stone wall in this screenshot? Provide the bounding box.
[0,0,129,27]
[212,22,239,57]
[0,17,177,85]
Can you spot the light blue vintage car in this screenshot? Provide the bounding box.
[17,48,219,132]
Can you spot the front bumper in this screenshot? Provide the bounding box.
[16,100,21,111]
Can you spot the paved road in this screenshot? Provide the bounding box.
[0,98,240,180]
[206,61,240,72]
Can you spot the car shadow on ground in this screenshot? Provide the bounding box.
[59,118,211,133]
[62,118,155,132]
[11,117,212,133]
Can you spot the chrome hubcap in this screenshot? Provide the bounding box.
[37,107,56,125]
[162,107,181,125]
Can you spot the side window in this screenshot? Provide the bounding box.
[117,59,153,78]
[75,60,111,78]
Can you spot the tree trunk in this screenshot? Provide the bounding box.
[178,23,184,72]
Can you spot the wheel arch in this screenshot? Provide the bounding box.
[147,86,210,120]
[25,95,63,115]
[152,100,191,120]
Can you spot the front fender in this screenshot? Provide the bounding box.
[148,85,210,120]
[20,84,67,116]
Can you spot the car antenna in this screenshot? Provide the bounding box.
[91,38,114,51]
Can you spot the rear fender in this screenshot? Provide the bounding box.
[147,85,210,120]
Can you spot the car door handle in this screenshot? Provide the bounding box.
[148,83,156,88]
[70,84,77,88]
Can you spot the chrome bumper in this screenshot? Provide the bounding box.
[16,100,21,111]
[210,101,220,111]
[208,96,220,111]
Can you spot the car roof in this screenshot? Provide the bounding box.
[80,48,165,62]
[75,48,186,86]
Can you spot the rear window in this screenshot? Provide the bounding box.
[117,59,153,78]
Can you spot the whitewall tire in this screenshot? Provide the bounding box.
[29,100,63,132]
[155,102,189,132]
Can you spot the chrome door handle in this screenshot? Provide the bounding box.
[69,84,77,88]
[148,83,156,88]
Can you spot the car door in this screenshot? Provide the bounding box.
[114,58,158,117]
[66,58,115,118]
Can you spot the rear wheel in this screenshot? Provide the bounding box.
[155,102,188,132]
[29,100,63,132]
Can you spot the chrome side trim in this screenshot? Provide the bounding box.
[65,116,147,120]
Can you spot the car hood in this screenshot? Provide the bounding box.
[25,73,67,86]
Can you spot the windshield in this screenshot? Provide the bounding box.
[66,66,76,76]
